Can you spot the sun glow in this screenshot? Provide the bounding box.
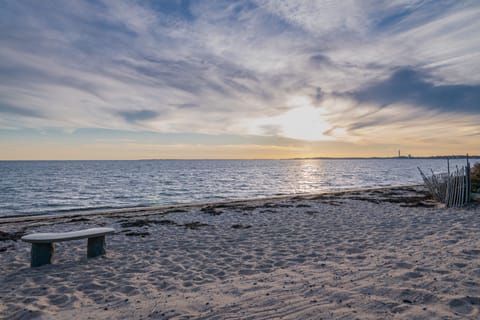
[278,105,332,141]
[250,97,332,141]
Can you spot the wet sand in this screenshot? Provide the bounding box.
[1,186,480,319]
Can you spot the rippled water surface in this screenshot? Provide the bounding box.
[0,159,475,217]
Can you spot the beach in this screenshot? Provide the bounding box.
[1,185,480,319]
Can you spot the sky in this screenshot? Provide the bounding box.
[0,0,479,160]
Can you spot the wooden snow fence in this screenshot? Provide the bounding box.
[418,159,472,208]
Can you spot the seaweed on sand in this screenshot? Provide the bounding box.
[184,222,209,229]
[200,206,223,216]
[0,230,25,241]
[120,219,179,228]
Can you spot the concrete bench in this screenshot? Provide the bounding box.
[21,227,115,267]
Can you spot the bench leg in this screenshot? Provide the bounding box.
[87,236,106,258]
[31,243,54,267]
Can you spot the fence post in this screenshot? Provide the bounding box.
[466,157,471,203]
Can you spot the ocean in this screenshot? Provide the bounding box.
[0,158,475,218]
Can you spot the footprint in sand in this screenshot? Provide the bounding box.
[472,268,480,276]
[462,249,480,256]
[48,294,71,307]
[238,269,257,276]
[453,262,467,268]
[448,297,480,315]
[398,289,438,305]
[345,247,363,254]
[402,271,423,280]
[395,262,413,269]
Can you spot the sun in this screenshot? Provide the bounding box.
[251,96,332,141]
[277,105,332,141]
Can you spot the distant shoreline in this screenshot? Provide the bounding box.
[289,155,480,160]
[1,156,479,161]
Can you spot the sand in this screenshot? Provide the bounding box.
[1,186,480,319]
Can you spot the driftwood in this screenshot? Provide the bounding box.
[418,158,472,208]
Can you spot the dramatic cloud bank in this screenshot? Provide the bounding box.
[0,0,479,157]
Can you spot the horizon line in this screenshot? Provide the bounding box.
[0,155,478,161]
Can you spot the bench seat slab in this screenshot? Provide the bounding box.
[31,243,54,267]
[22,228,115,243]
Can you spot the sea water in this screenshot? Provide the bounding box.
[0,158,475,218]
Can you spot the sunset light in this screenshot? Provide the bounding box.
[1,1,479,159]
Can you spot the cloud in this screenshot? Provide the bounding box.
[351,68,480,113]
[118,109,160,123]
[256,0,372,37]
[0,0,479,151]
[0,104,42,118]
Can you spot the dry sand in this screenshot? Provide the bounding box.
[1,186,480,319]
